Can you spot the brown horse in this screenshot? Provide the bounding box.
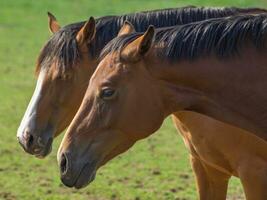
[173,112,267,200]
[17,7,263,157]
[128,20,267,199]
[57,13,267,197]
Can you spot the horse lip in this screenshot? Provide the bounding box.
[35,138,53,158]
[74,171,96,189]
[60,176,76,188]
[17,126,54,158]
[74,163,97,189]
[61,161,98,189]
[35,149,51,158]
[34,147,41,153]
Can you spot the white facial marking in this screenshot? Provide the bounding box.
[17,69,46,139]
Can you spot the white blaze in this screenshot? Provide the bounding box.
[17,70,46,138]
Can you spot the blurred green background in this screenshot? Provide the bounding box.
[0,0,266,199]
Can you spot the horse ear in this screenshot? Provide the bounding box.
[76,17,96,51]
[47,12,61,33]
[121,25,155,62]
[118,21,135,36]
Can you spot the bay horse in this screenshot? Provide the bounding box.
[173,112,267,200]
[57,14,267,200]
[17,6,264,157]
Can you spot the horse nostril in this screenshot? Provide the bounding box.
[60,154,68,175]
[26,134,34,149]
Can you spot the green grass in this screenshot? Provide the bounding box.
[0,0,266,199]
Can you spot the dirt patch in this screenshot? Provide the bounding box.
[151,169,161,175]
[134,180,144,189]
[0,192,17,200]
[179,173,190,179]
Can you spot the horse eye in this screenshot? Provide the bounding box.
[100,88,116,100]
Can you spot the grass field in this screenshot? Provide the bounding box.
[1,0,267,199]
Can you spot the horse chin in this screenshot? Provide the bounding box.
[65,162,98,189]
[35,142,53,158]
[74,165,97,189]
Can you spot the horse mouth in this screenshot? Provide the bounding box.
[74,164,97,189]
[18,137,53,158]
[62,162,97,189]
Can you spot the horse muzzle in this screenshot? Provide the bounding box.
[17,128,53,158]
[58,152,98,189]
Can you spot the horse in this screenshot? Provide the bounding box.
[173,112,267,200]
[17,6,264,157]
[57,14,267,200]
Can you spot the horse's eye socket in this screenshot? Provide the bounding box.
[100,88,116,99]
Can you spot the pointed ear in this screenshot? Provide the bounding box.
[76,17,96,51]
[121,25,155,62]
[118,21,135,36]
[47,12,61,33]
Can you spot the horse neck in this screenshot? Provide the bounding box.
[146,48,267,139]
[150,57,232,115]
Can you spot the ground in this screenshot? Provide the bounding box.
[0,0,266,199]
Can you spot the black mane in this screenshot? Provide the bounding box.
[101,14,267,62]
[36,6,267,73]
